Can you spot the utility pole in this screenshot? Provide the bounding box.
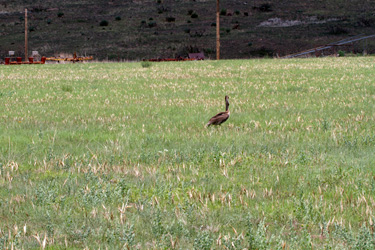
[25,8,28,60]
[216,0,220,60]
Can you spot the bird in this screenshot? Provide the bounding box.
[206,95,230,127]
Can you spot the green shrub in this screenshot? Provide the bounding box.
[193,231,213,250]
[148,21,157,28]
[61,85,73,93]
[99,20,109,26]
[220,9,227,15]
[328,26,348,35]
[166,17,175,22]
[259,3,272,12]
[250,46,274,57]
[141,61,152,68]
[338,50,345,57]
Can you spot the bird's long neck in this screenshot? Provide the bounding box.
[225,100,229,112]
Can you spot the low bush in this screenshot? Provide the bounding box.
[141,61,152,68]
[220,9,227,16]
[148,21,157,28]
[254,3,272,12]
[166,17,175,22]
[338,50,346,57]
[249,46,274,57]
[328,26,348,35]
[191,13,198,18]
[99,20,109,26]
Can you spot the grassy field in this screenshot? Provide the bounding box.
[1,57,375,249]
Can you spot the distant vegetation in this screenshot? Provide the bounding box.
[141,60,152,68]
[99,20,109,26]
[0,0,374,60]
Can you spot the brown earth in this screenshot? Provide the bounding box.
[1,0,375,60]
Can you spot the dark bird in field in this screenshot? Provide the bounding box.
[206,95,230,127]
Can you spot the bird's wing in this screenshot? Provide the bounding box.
[210,112,227,119]
[208,112,229,125]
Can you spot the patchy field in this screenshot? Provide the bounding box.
[1,57,375,249]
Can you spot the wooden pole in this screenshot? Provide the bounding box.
[25,8,28,60]
[216,0,220,60]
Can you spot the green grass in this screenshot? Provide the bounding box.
[1,57,375,249]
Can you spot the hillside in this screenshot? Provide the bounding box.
[1,0,375,60]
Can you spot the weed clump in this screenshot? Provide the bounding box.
[249,46,274,57]
[191,13,198,18]
[157,6,170,14]
[166,16,176,22]
[328,26,348,35]
[61,85,73,93]
[194,231,213,250]
[148,21,157,28]
[99,20,109,26]
[258,3,273,12]
[141,61,152,68]
[338,50,345,57]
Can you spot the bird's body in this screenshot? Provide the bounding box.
[206,95,230,127]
